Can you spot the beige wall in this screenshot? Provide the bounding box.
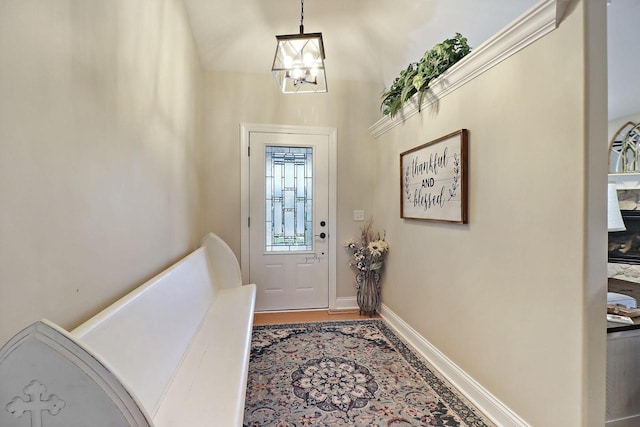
[0,1,609,424]
[201,71,381,298]
[0,0,203,344]
[371,2,607,426]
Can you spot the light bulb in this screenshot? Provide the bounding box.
[292,67,304,80]
[283,56,293,69]
[303,53,314,67]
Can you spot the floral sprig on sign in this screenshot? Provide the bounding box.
[404,167,412,202]
[345,219,389,273]
[448,153,460,201]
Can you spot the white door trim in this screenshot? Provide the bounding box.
[240,123,337,310]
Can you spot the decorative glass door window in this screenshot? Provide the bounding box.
[265,146,313,252]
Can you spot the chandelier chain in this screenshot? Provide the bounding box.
[300,0,304,32]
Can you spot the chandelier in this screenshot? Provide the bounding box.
[271,0,327,93]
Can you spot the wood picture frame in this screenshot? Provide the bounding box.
[400,129,468,223]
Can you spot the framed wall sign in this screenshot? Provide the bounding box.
[400,129,468,223]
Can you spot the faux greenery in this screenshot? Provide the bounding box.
[380,33,471,117]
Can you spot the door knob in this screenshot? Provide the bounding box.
[315,232,327,239]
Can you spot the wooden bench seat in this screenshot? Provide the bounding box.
[152,285,255,426]
[0,233,256,427]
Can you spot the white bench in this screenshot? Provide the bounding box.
[0,233,256,427]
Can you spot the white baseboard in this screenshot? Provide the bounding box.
[379,303,530,427]
[333,297,358,311]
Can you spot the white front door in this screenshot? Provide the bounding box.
[248,131,330,311]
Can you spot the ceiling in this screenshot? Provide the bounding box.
[183,0,639,121]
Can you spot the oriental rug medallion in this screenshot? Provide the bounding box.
[243,320,495,427]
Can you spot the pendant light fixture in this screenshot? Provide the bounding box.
[271,0,327,93]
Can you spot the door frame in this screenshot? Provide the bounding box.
[240,123,337,311]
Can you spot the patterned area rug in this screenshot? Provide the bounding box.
[243,320,495,426]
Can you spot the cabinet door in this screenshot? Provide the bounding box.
[607,329,640,426]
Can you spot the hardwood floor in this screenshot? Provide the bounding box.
[253,309,380,325]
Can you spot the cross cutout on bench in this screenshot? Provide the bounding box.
[6,380,65,427]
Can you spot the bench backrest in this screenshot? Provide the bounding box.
[201,232,243,289]
[71,247,216,414]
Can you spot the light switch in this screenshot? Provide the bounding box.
[353,210,365,221]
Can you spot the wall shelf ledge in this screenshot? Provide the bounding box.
[610,173,640,190]
[368,0,568,139]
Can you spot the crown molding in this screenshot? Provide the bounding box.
[369,0,559,139]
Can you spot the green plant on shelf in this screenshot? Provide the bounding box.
[381,33,471,118]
